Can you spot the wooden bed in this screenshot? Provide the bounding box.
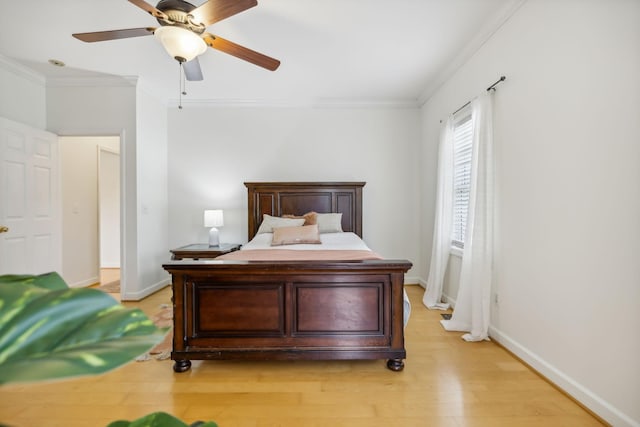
[163,182,412,372]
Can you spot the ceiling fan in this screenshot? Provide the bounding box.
[72,0,280,82]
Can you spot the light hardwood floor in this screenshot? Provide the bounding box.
[0,285,605,427]
[99,268,120,285]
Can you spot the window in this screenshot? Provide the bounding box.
[452,113,473,249]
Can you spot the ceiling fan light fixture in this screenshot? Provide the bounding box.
[154,26,207,62]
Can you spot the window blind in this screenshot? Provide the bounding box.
[452,115,473,249]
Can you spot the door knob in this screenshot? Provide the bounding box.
[0,226,8,233]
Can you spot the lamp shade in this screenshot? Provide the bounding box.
[154,26,207,62]
[204,210,224,227]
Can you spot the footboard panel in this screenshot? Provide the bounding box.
[163,260,412,371]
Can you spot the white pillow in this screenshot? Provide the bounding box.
[256,214,305,234]
[316,213,343,233]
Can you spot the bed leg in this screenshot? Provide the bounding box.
[173,359,192,373]
[386,358,404,372]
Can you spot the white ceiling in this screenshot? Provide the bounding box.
[0,0,521,105]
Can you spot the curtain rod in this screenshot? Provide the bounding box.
[447,76,507,118]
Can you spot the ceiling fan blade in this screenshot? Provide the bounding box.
[203,34,280,71]
[128,0,169,20]
[73,27,155,42]
[183,58,204,81]
[190,0,257,27]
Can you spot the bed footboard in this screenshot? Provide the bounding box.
[162,259,412,372]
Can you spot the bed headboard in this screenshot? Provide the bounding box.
[245,182,365,240]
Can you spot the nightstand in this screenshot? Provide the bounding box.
[170,243,241,260]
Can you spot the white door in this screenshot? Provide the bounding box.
[0,117,61,275]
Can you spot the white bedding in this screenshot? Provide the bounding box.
[241,231,372,251]
[242,231,411,326]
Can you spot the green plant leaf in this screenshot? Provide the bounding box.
[0,274,167,385]
[0,271,68,290]
[106,412,218,427]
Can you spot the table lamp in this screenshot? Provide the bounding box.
[204,209,224,247]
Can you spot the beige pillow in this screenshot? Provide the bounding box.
[282,211,318,225]
[256,214,305,234]
[271,224,321,246]
[316,213,343,233]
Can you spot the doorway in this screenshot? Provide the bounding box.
[59,136,121,291]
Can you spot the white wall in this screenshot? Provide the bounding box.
[167,105,421,279]
[99,147,120,268]
[60,137,99,286]
[0,55,46,130]
[420,1,640,425]
[134,86,170,298]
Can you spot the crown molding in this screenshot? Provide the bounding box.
[168,97,421,109]
[418,0,527,106]
[0,54,140,91]
[46,75,139,88]
[0,54,46,86]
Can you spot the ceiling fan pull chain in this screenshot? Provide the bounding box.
[182,64,187,96]
[178,62,183,110]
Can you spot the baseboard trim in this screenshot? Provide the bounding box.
[489,325,634,427]
[414,275,632,426]
[404,275,421,285]
[120,277,171,301]
[68,276,100,288]
[441,292,456,308]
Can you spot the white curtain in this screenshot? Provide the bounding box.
[441,91,494,341]
[422,118,454,310]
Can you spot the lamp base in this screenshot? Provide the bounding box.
[208,227,220,247]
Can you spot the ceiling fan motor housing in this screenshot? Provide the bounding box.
[156,0,205,33]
